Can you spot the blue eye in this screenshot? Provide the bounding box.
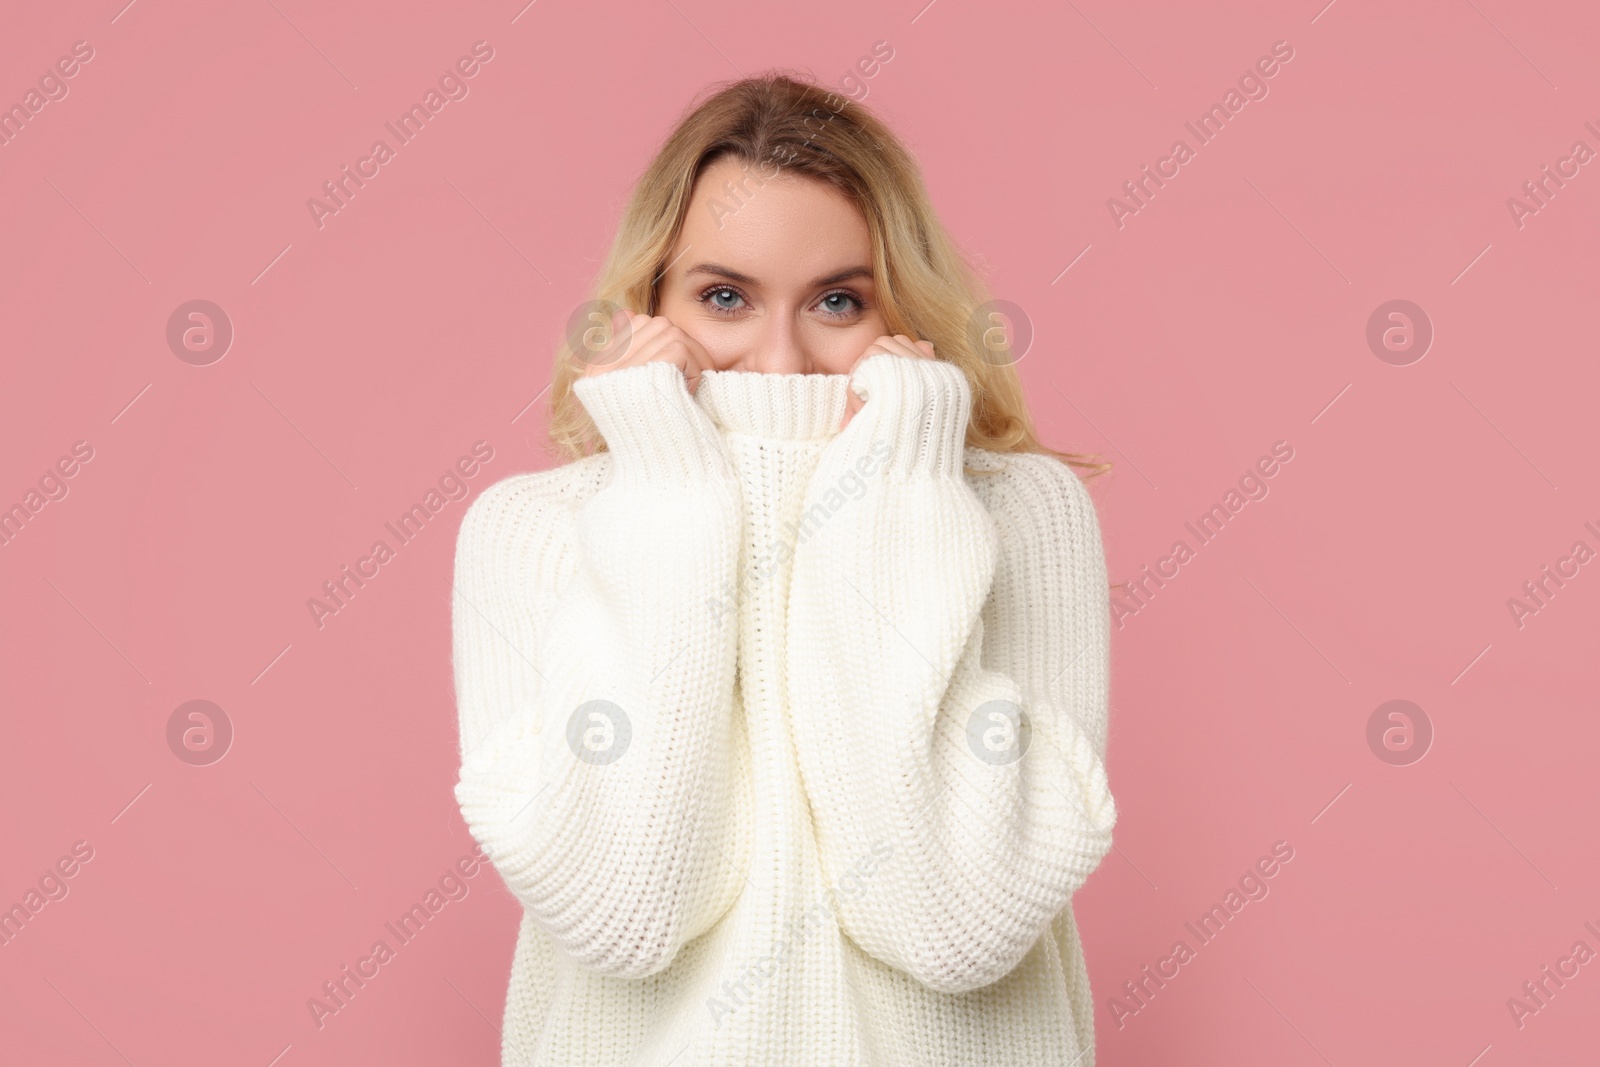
[817,290,866,319]
[695,285,869,319]
[699,286,746,316]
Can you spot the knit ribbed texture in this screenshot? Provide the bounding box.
[451,354,1116,1066]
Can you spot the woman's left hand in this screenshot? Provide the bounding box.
[841,334,936,431]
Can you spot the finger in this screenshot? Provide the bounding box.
[679,332,716,394]
[875,334,923,359]
[848,335,898,373]
[612,314,673,375]
[626,313,668,357]
[583,308,643,375]
[601,306,639,365]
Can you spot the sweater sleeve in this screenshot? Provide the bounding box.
[451,359,753,979]
[784,352,1116,995]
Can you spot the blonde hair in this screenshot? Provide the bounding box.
[543,69,1109,484]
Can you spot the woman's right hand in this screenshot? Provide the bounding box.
[580,309,716,395]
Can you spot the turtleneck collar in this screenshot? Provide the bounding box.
[694,368,853,441]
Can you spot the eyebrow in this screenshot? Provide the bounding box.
[681,262,874,287]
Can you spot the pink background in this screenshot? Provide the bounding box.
[2,0,1597,1063]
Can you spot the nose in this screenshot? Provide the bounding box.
[738,316,810,374]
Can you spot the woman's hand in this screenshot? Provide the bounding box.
[841,333,936,430]
[581,309,717,395]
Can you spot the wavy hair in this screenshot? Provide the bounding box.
[542,69,1109,485]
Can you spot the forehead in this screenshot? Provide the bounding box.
[672,156,874,284]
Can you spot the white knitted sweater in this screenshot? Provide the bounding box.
[451,352,1116,1066]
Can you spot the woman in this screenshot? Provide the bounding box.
[451,71,1117,1066]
